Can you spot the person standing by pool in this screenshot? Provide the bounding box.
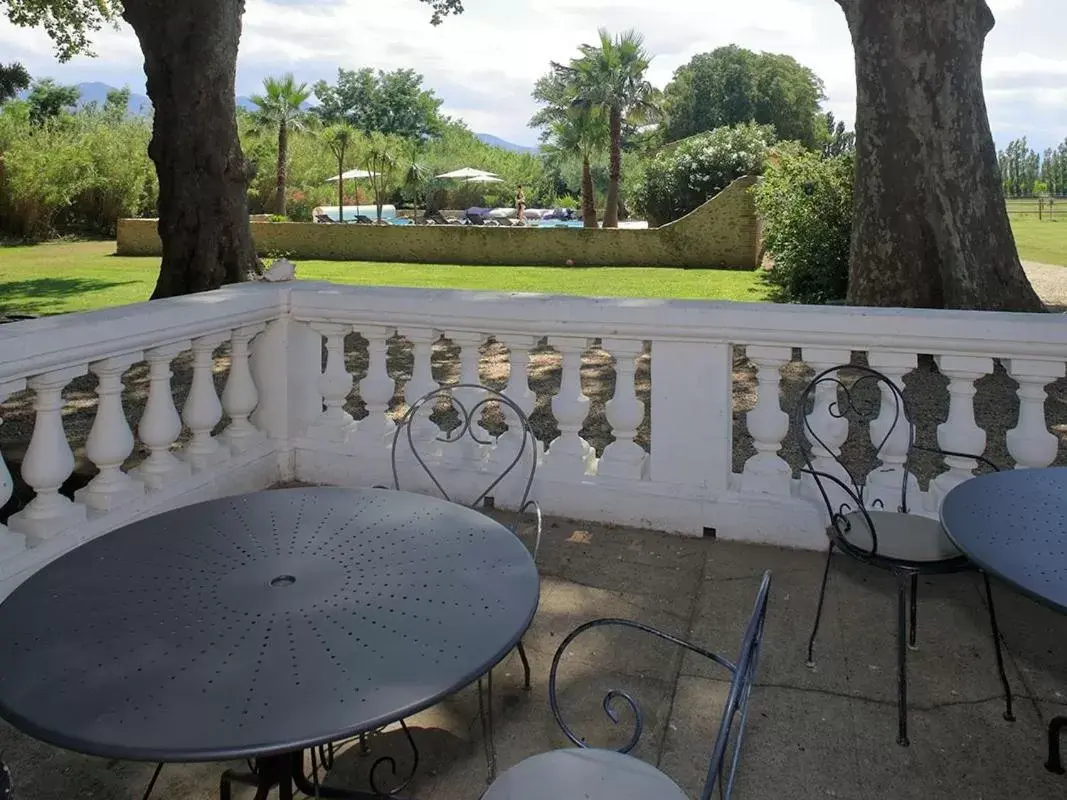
[515,184,527,226]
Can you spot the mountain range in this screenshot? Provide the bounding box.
[21,82,537,155]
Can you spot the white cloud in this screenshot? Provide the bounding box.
[0,0,1063,149]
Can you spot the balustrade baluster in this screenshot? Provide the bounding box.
[930,355,994,503]
[219,324,266,454]
[486,334,538,504]
[307,323,356,442]
[864,351,918,510]
[400,327,441,440]
[799,348,852,507]
[132,342,192,491]
[598,338,648,480]
[8,367,88,543]
[75,354,145,512]
[740,345,791,495]
[350,325,397,454]
[1007,358,1064,469]
[543,336,594,479]
[0,379,27,560]
[442,331,488,469]
[182,332,230,470]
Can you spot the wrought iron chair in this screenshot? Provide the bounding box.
[343,384,542,788]
[389,383,543,687]
[481,571,771,800]
[798,364,1014,746]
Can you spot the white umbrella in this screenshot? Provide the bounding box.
[325,168,377,182]
[435,167,499,180]
[464,174,504,184]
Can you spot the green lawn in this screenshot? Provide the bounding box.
[0,241,769,317]
[1009,217,1067,267]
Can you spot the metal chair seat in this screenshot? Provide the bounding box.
[836,510,963,565]
[482,748,688,800]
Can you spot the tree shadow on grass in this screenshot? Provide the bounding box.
[0,277,142,317]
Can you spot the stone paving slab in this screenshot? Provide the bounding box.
[2,515,1066,799]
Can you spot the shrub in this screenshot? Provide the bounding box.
[755,149,854,304]
[632,123,774,226]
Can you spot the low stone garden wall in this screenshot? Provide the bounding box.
[117,177,760,268]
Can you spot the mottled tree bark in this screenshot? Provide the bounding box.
[838,0,1043,311]
[602,107,622,229]
[581,155,597,228]
[123,0,259,299]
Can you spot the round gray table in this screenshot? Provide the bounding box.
[940,467,1067,774]
[0,487,539,796]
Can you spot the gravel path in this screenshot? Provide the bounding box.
[1024,261,1067,310]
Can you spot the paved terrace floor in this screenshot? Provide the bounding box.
[2,510,1066,800]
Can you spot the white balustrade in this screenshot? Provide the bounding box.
[8,367,88,543]
[799,348,853,509]
[931,355,994,503]
[1007,358,1064,469]
[75,354,145,512]
[740,346,791,495]
[543,336,594,479]
[864,351,919,511]
[350,325,397,453]
[0,379,27,560]
[182,332,230,471]
[132,342,192,491]
[598,338,648,480]
[219,324,266,454]
[307,323,356,442]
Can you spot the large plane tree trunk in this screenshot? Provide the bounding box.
[123,0,259,299]
[838,0,1043,311]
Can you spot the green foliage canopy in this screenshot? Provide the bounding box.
[314,68,445,141]
[26,77,80,125]
[0,62,30,104]
[754,147,854,304]
[632,122,773,226]
[660,46,825,149]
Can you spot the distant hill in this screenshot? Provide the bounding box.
[74,82,152,115]
[476,133,538,154]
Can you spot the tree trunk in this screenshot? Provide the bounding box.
[122,0,258,299]
[581,155,597,228]
[602,107,622,229]
[275,122,288,216]
[839,0,1043,311]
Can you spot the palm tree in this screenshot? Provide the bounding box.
[250,73,313,216]
[559,29,656,228]
[364,132,400,221]
[543,107,607,228]
[323,122,357,221]
[402,141,432,223]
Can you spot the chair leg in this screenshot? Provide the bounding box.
[516,640,531,691]
[141,763,163,800]
[981,571,1015,722]
[478,669,497,784]
[908,574,919,650]
[1046,716,1067,774]
[806,543,835,668]
[895,572,910,747]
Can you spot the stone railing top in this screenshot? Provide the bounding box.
[0,283,285,382]
[2,280,1066,386]
[289,282,1067,359]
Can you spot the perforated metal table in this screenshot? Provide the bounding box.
[940,468,1067,774]
[0,487,539,797]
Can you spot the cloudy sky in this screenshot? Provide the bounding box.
[1,0,1063,151]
